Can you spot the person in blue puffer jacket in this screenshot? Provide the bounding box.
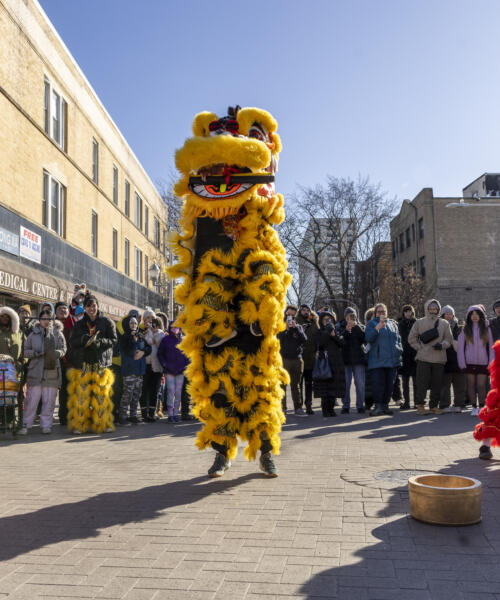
[365,303,402,416]
[118,315,151,425]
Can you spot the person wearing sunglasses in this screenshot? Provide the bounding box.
[19,309,66,434]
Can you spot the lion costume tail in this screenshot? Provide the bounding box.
[474,340,500,446]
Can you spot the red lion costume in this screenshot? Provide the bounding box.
[474,340,500,447]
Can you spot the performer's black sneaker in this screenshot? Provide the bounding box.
[259,452,279,477]
[208,453,232,477]
[479,445,493,460]
[205,330,237,348]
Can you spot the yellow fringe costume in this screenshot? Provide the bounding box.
[67,365,114,434]
[169,106,291,461]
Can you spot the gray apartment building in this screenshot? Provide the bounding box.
[390,178,500,318]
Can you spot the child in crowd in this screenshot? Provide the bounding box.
[458,305,495,417]
[118,316,151,425]
[157,323,188,423]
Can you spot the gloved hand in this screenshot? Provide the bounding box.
[433,343,442,351]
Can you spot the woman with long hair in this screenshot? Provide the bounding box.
[458,305,495,417]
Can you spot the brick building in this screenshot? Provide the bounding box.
[0,0,168,318]
[390,184,500,318]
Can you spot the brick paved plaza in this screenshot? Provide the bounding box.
[1,404,500,600]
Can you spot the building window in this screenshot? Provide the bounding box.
[144,205,149,238]
[391,240,396,259]
[399,233,404,252]
[91,211,98,257]
[405,228,411,248]
[92,138,99,184]
[124,238,130,275]
[44,78,66,150]
[135,246,143,282]
[418,218,424,239]
[154,218,160,248]
[411,223,415,241]
[42,171,66,237]
[135,192,143,229]
[419,256,426,277]
[125,180,130,217]
[113,165,118,205]
[162,229,167,256]
[112,228,118,268]
[144,255,149,288]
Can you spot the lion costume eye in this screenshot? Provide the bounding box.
[248,124,267,142]
[189,182,254,199]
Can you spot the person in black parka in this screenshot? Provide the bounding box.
[313,311,346,417]
[398,304,417,410]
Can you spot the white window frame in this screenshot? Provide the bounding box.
[113,165,118,205]
[134,246,143,282]
[42,170,66,237]
[144,255,149,288]
[112,228,118,268]
[134,192,142,229]
[124,180,130,217]
[124,238,130,275]
[154,217,160,248]
[44,77,66,150]
[92,138,99,184]
[91,211,98,257]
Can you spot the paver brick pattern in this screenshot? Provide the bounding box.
[1,400,500,599]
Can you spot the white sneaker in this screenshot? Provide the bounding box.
[17,427,28,435]
[41,427,52,434]
[72,429,82,435]
[471,407,479,417]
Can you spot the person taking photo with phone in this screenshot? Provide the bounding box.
[278,305,307,415]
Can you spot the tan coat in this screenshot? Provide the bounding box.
[408,299,453,365]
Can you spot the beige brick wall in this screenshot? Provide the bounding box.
[0,0,168,287]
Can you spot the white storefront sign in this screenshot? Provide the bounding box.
[19,226,41,264]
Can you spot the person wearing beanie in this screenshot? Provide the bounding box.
[408,299,453,415]
[336,308,366,414]
[17,304,34,339]
[296,305,320,414]
[68,292,117,433]
[439,305,466,413]
[491,300,500,342]
[398,305,417,410]
[458,305,495,417]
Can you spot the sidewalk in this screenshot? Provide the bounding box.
[1,405,499,600]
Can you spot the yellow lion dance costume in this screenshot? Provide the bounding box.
[169,106,291,477]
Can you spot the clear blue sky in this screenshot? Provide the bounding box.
[39,0,500,203]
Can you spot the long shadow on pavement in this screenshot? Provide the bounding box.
[0,472,263,562]
[299,457,500,599]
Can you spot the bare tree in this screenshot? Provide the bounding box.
[383,266,428,317]
[280,175,397,311]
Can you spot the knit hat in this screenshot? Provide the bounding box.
[425,299,441,313]
[493,299,500,311]
[441,305,455,317]
[344,307,357,317]
[142,308,156,320]
[17,304,31,315]
[128,309,140,319]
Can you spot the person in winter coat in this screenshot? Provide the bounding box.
[0,306,22,375]
[157,323,189,422]
[365,303,402,416]
[68,292,118,434]
[296,305,320,415]
[336,308,366,414]
[140,312,166,422]
[398,305,417,410]
[54,302,75,426]
[313,311,346,417]
[458,305,495,416]
[278,306,307,415]
[490,300,500,342]
[408,299,453,415]
[118,315,152,425]
[19,310,66,434]
[439,305,466,412]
